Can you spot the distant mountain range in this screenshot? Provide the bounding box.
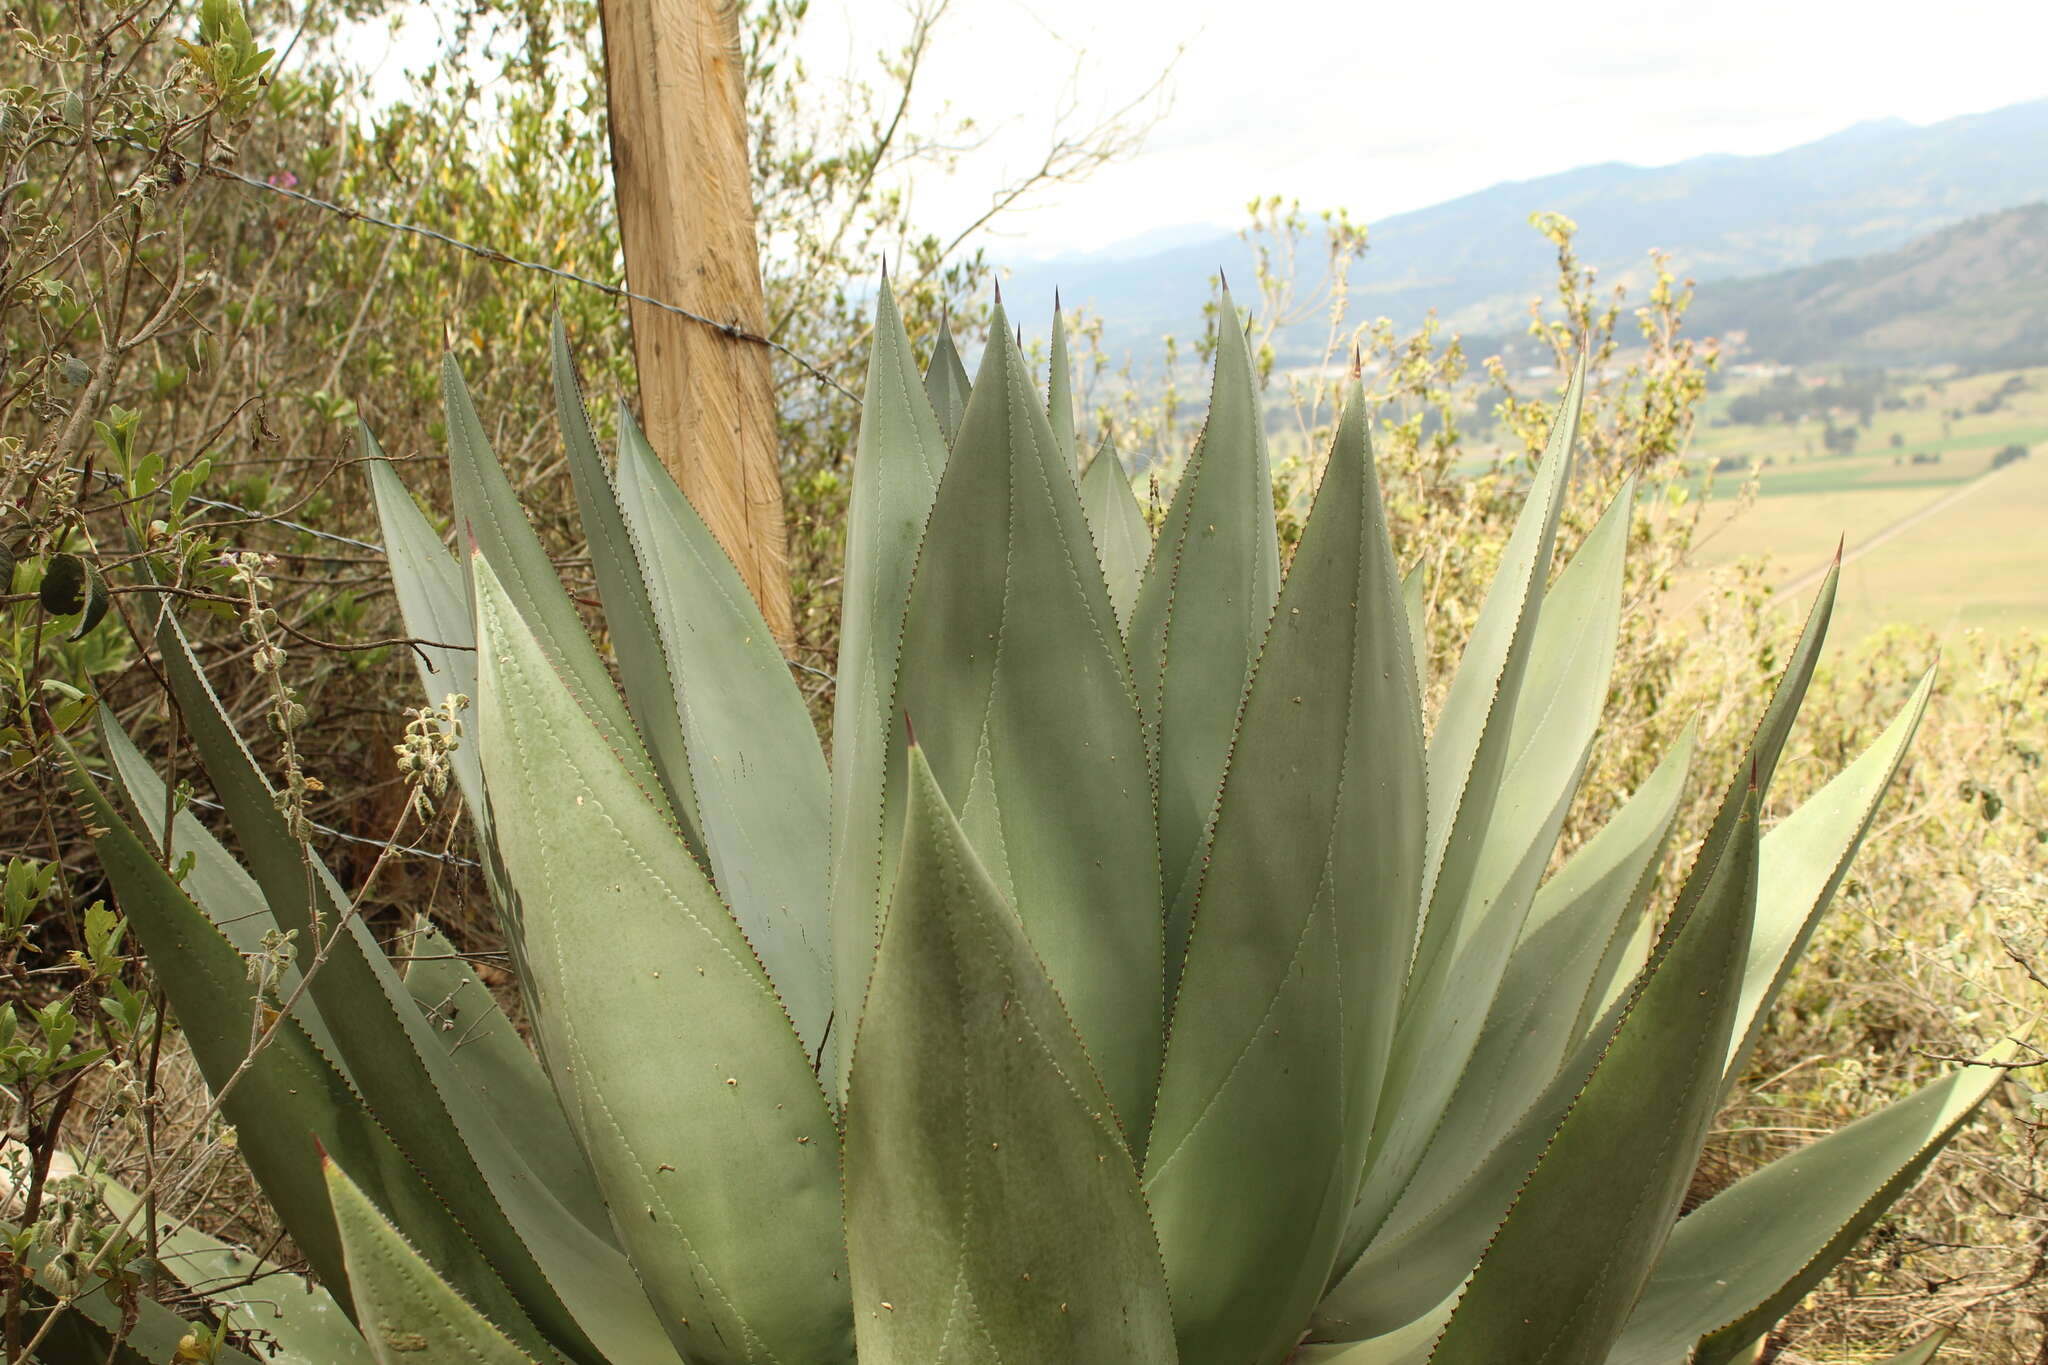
[1005,98,2048,366]
[1685,202,2048,369]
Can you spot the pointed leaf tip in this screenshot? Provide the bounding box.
[1834,532,1845,565]
[903,711,917,748]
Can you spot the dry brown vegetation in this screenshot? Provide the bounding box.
[0,1,2039,1360]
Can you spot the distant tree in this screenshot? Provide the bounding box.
[1992,442,2032,469]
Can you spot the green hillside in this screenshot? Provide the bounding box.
[1686,203,2048,368]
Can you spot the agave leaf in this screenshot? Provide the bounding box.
[322,1155,540,1365]
[365,444,493,850]
[1401,560,1426,704]
[1452,712,1693,1163]
[1128,286,1283,938]
[99,711,346,1068]
[1724,668,1934,1087]
[61,748,549,1359]
[1048,302,1080,470]
[1319,1010,1618,1350]
[1429,784,1761,1364]
[1610,1049,2012,1365]
[148,608,653,1365]
[613,405,835,1067]
[397,920,610,1243]
[1299,1289,1458,1365]
[439,358,674,823]
[362,431,474,716]
[9,1247,267,1365]
[1316,724,1695,1343]
[892,304,1162,1143]
[1410,363,1584,966]
[1569,563,1835,1053]
[1145,384,1422,1365]
[923,310,973,447]
[99,1175,372,1365]
[473,557,851,1365]
[1079,440,1151,633]
[1659,559,1839,953]
[551,321,705,861]
[829,283,951,1101]
[1357,461,1621,1249]
[843,741,1176,1365]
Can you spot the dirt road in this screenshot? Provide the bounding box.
[1775,461,2021,599]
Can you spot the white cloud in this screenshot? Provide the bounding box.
[797,0,2048,256]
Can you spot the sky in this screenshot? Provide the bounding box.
[790,0,2048,258]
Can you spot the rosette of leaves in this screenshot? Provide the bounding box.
[57,287,2011,1365]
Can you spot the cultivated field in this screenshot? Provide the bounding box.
[1668,364,2048,640]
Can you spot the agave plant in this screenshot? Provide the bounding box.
[49,282,2012,1365]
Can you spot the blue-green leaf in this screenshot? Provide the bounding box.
[98,1175,372,1365]
[1079,439,1151,633]
[1614,1051,2011,1365]
[924,311,973,447]
[1146,383,1422,1365]
[891,303,1162,1143]
[1724,668,1934,1087]
[62,746,549,1359]
[1127,287,1283,947]
[1430,784,1761,1364]
[473,556,851,1365]
[829,282,950,1102]
[322,1155,540,1365]
[843,741,1175,1365]
[1316,724,1694,1344]
[1048,302,1081,470]
[551,320,705,860]
[147,608,654,1364]
[440,358,674,823]
[613,406,835,1067]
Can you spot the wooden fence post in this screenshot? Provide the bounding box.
[598,0,794,644]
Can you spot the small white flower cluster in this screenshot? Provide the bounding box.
[221,550,316,840]
[395,693,469,822]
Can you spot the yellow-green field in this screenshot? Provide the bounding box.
[1669,365,2048,641]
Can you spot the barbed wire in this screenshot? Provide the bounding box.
[178,151,861,403]
[78,767,484,868]
[185,491,387,553]
[67,468,840,685]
